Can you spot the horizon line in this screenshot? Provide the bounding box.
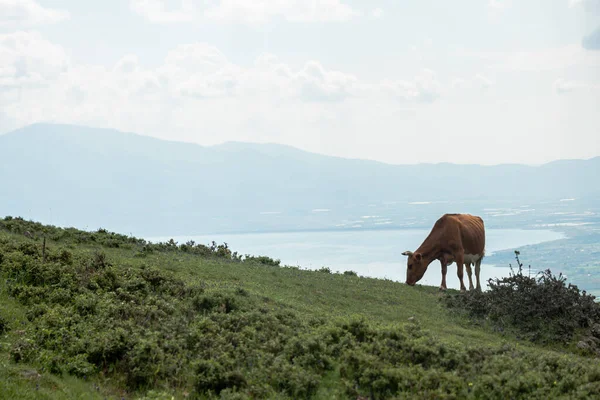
[3,121,598,168]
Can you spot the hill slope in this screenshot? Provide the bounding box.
[1,217,600,399]
[1,123,599,236]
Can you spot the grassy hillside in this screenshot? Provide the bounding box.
[1,217,600,399]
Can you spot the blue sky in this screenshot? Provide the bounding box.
[1,0,599,165]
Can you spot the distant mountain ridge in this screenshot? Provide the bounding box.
[1,123,598,236]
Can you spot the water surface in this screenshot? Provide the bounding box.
[147,229,564,290]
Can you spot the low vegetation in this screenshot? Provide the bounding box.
[1,216,600,399]
[445,251,600,353]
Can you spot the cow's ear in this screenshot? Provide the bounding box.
[402,251,413,257]
[414,253,422,261]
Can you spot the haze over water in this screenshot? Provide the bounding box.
[148,228,564,291]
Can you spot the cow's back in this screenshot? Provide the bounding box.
[444,214,485,255]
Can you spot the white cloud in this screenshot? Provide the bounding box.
[0,33,447,135]
[295,60,361,101]
[474,74,494,89]
[113,54,141,75]
[159,44,245,99]
[143,46,372,102]
[156,47,366,101]
[553,78,599,94]
[380,69,441,104]
[489,0,507,9]
[0,0,69,27]
[456,45,600,71]
[410,38,433,53]
[1,4,597,166]
[371,8,384,19]
[130,0,194,23]
[0,31,69,89]
[554,78,581,93]
[487,0,510,20]
[130,0,360,24]
[164,43,231,75]
[206,0,360,23]
[4,34,520,164]
[569,0,600,14]
[450,78,466,89]
[450,74,495,99]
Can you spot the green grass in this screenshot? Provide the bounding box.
[1,217,599,399]
[141,251,497,345]
[72,243,518,353]
[0,285,121,399]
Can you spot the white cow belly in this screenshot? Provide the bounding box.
[443,253,483,265]
[464,254,483,264]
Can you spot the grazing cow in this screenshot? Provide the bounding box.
[402,213,485,291]
[442,253,476,291]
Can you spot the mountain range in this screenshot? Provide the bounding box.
[1,123,598,236]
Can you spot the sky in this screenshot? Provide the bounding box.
[0,0,599,165]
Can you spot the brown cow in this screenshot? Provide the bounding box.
[402,213,485,291]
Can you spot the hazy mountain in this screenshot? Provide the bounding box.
[1,123,598,236]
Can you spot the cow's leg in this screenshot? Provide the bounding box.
[475,259,482,291]
[455,253,467,292]
[465,262,474,290]
[440,259,448,291]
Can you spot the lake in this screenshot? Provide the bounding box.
[147,228,564,290]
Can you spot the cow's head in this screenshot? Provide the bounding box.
[402,251,427,286]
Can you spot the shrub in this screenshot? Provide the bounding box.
[445,251,600,346]
[268,360,320,399]
[243,255,280,267]
[195,359,247,395]
[47,248,73,265]
[1,240,334,396]
[10,338,38,363]
[4,219,600,399]
[66,353,96,377]
[0,314,8,334]
[91,251,111,269]
[336,321,600,400]
[193,292,239,314]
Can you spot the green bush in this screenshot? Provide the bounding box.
[445,251,600,346]
[0,216,240,262]
[0,313,8,334]
[0,235,333,397]
[195,359,247,395]
[243,255,280,267]
[268,359,320,399]
[3,219,600,399]
[336,322,600,400]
